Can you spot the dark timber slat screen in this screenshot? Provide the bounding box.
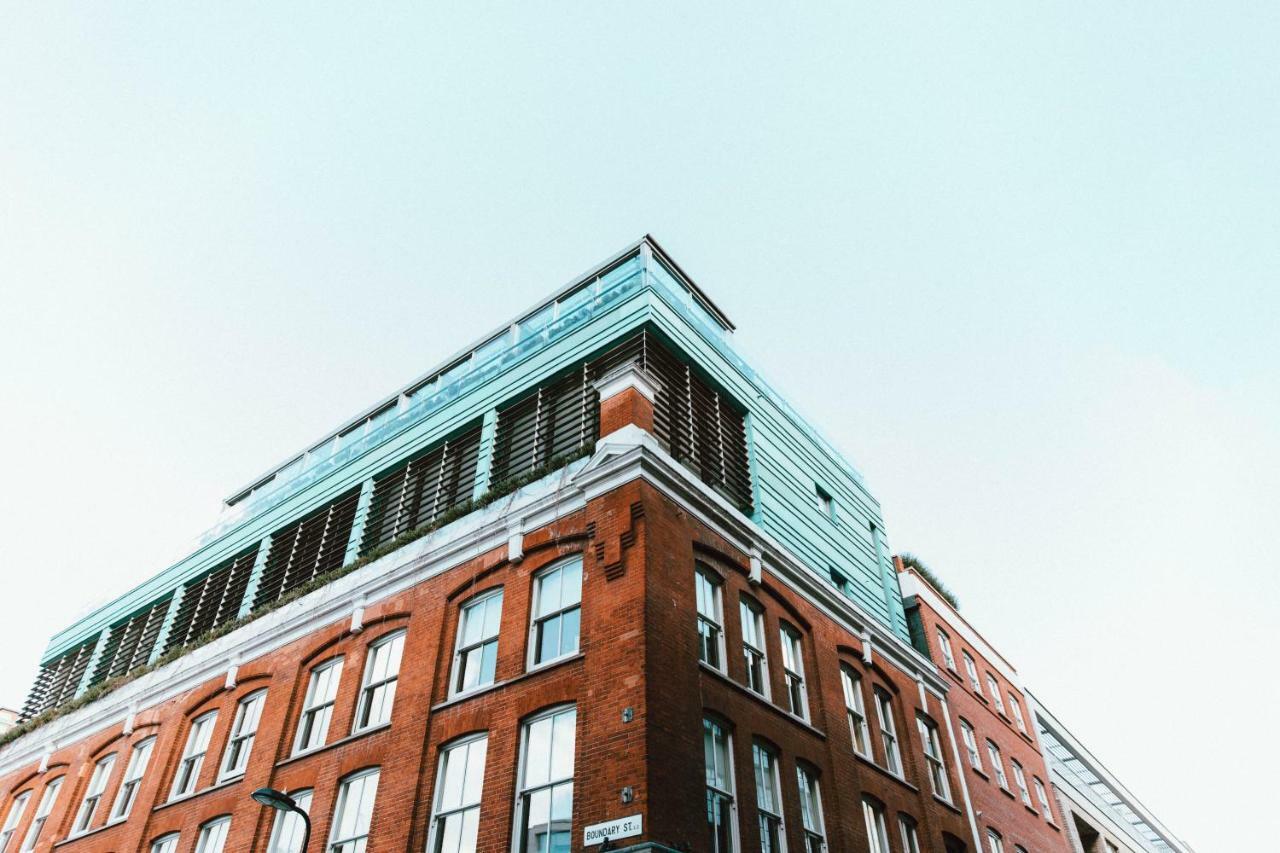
[492,330,752,513]
[20,638,98,721]
[252,488,362,611]
[164,546,259,654]
[92,596,173,685]
[360,421,483,555]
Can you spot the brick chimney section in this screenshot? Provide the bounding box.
[593,361,662,438]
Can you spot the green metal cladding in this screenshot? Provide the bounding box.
[39,236,908,673]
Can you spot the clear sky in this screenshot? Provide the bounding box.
[1,4,1275,850]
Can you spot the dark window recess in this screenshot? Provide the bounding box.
[360,422,483,555]
[252,488,362,610]
[20,637,98,721]
[163,546,259,654]
[91,596,173,684]
[492,329,753,512]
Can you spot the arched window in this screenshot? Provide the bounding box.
[751,740,784,852]
[294,657,344,754]
[329,768,381,853]
[266,789,312,853]
[171,710,217,798]
[0,790,31,850]
[703,718,736,853]
[111,736,156,820]
[529,558,582,667]
[452,591,503,696]
[986,828,1005,853]
[150,832,180,853]
[861,796,890,853]
[195,815,231,853]
[429,734,488,853]
[72,753,116,834]
[779,623,808,720]
[841,665,871,756]
[514,707,576,853]
[220,690,267,780]
[19,777,62,852]
[739,595,769,697]
[796,763,825,853]
[695,565,725,671]
[355,630,405,731]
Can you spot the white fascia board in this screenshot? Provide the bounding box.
[899,572,1022,687]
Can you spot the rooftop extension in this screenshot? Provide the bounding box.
[18,235,905,728]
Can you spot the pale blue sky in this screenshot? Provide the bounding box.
[2,4,1275,850]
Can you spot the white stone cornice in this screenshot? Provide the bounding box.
[592,362,662,404]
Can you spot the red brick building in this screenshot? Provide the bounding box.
[0,239,1188,853]
[897,563,1069,853]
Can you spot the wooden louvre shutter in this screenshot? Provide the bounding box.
[163,546,259,654]
[20,638,97,720]
[252,487,362,611]
[490,329,753,513]
[91,596,173,684]
[360,421,483,555]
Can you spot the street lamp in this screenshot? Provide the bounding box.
[252,787,312,852]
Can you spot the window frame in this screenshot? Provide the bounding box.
[72,752,116,835]
[861,797,890,853]
[738,595,770,699]
[354,630,405,733]
[814,485,835,521]
[171,710,218,799]
[220,690,267,781]
[751,740,786,853]
[936,629,956,671]
[328,768,381,853]
[898,814,921,853]
[796,763,825,853]
[513,705,577,853]
[1,790,31,851]
[986,740,1009,789]
[960,719,983,771]
[703,717,738,853]
[986,673,1006,715]
[1008,695,1028,734]
[840,665,871,757]
[294,657,344,755]
[19,777,62,853]
[917,715,951,802]
[986,828,1005,853]
[1011,759,1032,806]
[779,623,809,721]
[1034,776,1054,821]
[265,788,312,853]
[150,833,180,853]
[450,590,503,697]
[428,733,488,853]
[873,688,902,775]
[695,565,727,672]
[110,735,156,822]
[962,651,981,692]
[195,815,232,853]
[528,557,583,669]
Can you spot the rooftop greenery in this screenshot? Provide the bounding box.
[899,552,960,610]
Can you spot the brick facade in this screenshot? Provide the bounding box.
[898,564,1069,853]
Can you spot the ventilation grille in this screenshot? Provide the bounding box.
[492,329,752,512]
[91,596,173,685]
[252,488,362,610]
[164,546,259,654]
[20,638,98,721]
[360,422,483,555]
